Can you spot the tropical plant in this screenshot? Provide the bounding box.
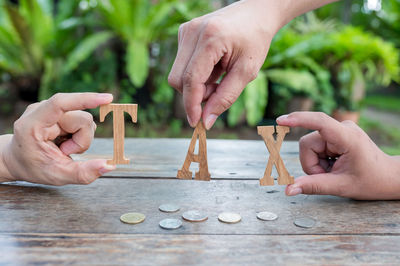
[227,14,336,126]
[98,0,209,89]
[0,0,113,100]
[267,14,399,112]
[227,72,268,127]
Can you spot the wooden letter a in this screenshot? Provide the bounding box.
[100,104,137,165]
[258,125,294,186]
[177,122,210,181]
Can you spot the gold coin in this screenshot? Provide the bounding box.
[120,212,145,224]
[218,212,241,224]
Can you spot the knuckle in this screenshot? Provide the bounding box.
[77,171,94,185]
[168,73,181,90]
[82,111,94,125]
[182,70,195,87]
[309,183,322,195]
[218,93,237,111]
[49,93,63,109]
[25,102,40,112]
[299,135,308,149]
[187,17,202,31]
[341,119,356,127]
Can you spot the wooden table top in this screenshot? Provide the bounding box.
[1,138,400,265]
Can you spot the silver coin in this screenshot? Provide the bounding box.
[257,211,278,221]
[294,217,316,228]
[182,210,208,222]
[159,218,182,230]
[218,212,241,224]
[159,203,180,213]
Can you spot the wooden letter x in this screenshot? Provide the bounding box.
[177,122,210,181]
[100,104,137,165]
[258,125,294,186]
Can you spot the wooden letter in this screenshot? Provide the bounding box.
[100,104,137,165]
[177,122,210,181]
[258,125,294,186]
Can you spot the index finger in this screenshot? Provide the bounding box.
[33,93,113,126]
[276,112,350,150]
[182,37,226,127]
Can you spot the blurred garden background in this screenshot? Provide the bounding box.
[0,0,399,154]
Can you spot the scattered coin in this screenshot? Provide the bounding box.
[294,217,316,228]
[257,211,278,221]
[218,212,241,224]
[120,212,146,224]
[159,203,180,213]
[159,218,182,230]
[182,210,208,222]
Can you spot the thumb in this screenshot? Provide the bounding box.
[70,159,116,185]
[202,63,256,130]
[285,173,347,197]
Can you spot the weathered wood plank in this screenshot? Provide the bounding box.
[72,139,303,179]
[1,179,400,235]
[1,234,399,265]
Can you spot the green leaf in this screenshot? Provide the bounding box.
[126,39,149,87]
[227,93,245,127]
[265,68,318,96]
[63,31,113,74]
[244,72,268,126]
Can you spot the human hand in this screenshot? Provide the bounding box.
[277,112,400,200]
[168,0,337,130]
[168,0,279,129]
[0,93,116,186]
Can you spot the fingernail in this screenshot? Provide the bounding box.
[276,114,288,122]
[288,186,302,196]
[187,115,195,127]
[97,93,113,101]
[205,114,218,130]
[99,163,116,175]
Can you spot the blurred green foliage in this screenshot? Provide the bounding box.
[0,0,399,134]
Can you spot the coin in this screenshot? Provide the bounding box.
[159,203,180,213]
[294,217,316,228]
[218,212,241,224]
[257,211,278,221]
[182,210,208,222]
[159,218,182,230]
[120,212,145,224]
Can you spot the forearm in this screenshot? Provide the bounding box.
[245,0,339,34]
[0,134,14,182]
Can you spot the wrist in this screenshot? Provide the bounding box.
[247,0,338,34]
[0,134,15,182]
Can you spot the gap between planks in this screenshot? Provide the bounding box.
[3,232,400,237]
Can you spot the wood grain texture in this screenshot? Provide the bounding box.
[72,139,304,179]
[257,126,294,186]
[1,234,399,265]
[1,179,400,235]
[177,122,210,181]
[99,104,137,164]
